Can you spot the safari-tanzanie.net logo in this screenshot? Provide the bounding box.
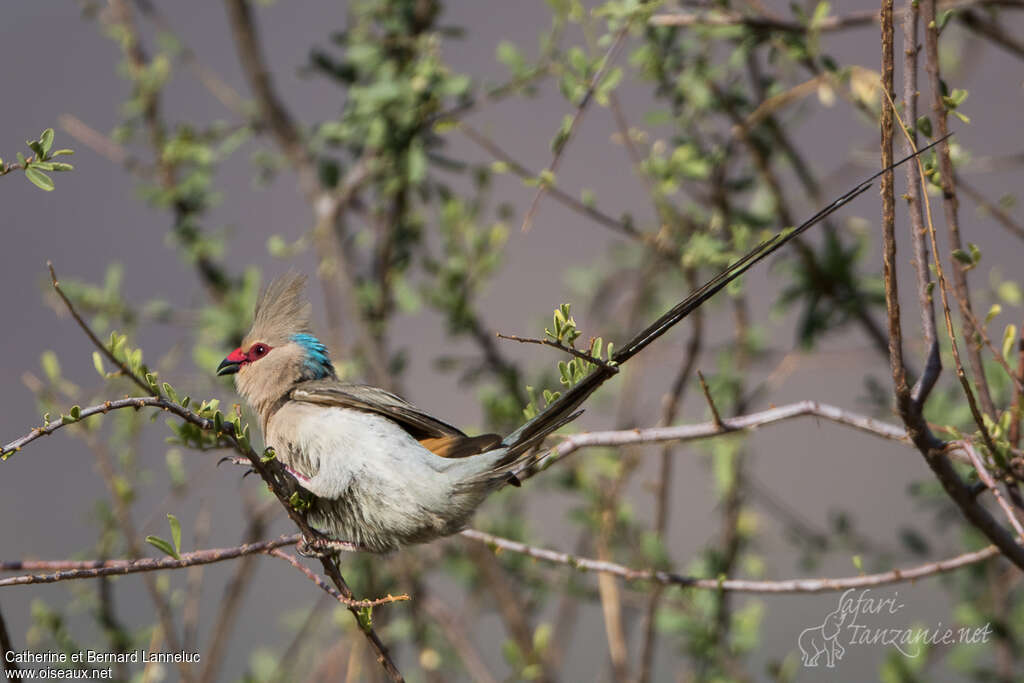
[797,588,992,668]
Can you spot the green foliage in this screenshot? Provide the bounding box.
[0,128,74,190]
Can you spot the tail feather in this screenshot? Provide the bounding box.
[486,134,951,485]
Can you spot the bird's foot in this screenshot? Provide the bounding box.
[216,455,256,478]
[297,536,365,557]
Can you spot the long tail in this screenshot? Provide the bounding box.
[483,135,950,483]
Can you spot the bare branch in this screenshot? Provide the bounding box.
[264,550,410,608]
[496,332,619,372]
[0,536,300,587]
[962,441,1024,538]
[521,25,631,232]
[460,529,1002,593]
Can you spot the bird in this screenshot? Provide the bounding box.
[216,273,580,554]
[215,140,941,554]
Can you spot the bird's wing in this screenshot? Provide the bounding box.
[290,379,502,459]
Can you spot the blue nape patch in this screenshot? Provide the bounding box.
[291,333,334,379]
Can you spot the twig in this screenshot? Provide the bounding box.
[957,174,1024,242]
[958,7,1024,60]
[521,25,631,232]
[901,0,942,409]
[198,513,267,683]
[133,0,251,118]
[459,122,642,240]
[0,535,300,586]
[649,0,1024,31]
[460,529,1002,593]
[496,332,618,371]
[420,596,499,683]
[223,0,319,200]
[881,0,913,425]
[526,399,911,478]
[924,0,997,419]
[181,501,211,652]
[696,370,724,429]
[48,262,150,394]
[263,551,409,608]
[961,441,1024,538]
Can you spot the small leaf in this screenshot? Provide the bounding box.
[24,167,54,191]
[69,405,81,420]
[986,304,1002,324]
[39,129,54,156]
[51,149,74,157]
[146,535,180,560]
[167,514,181,555]
[1003,324,1018,360]
[916,115,933,138]
[92,351,105,377]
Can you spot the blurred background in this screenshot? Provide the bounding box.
[2,1,1023,681]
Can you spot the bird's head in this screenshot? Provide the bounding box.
[218,273,334,412]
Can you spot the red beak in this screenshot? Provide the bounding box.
[217,347,247,376]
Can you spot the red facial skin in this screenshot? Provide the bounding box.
[220,343,272,373]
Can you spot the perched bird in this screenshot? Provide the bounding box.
[217,274,578,553]
[215,142,936,553]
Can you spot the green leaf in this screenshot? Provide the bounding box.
[167,514,182,555]
[49,162,74,172]
[51,149,74,157]
[162,382,179,404]
[24,167,54,191]
[986,304,1002,324]
[916,116,933,138]
[1003,324,1018,360]
[39,128,54,157]
[146,535,180,560]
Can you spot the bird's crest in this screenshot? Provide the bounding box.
[246,273,314,346]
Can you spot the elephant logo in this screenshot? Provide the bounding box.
[798,607,847,667]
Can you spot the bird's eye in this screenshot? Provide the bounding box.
[249,343,270,359]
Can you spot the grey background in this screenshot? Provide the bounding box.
[2,1,1022,680]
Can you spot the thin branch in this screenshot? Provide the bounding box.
[962,441,1024,538]
[649,0,1024,31]
[133,0,251,118]
[957,174,1024,242]
[460,529,1002,593]
[198,513,267,683]
[496,332,619,372]
[223,0,319,200]
[901,0,942,409]
[459,122,643,240]
[420,596,499,683]
[696,370,724,429]
[924,0,997,419]
[263,551,409,608]
[521,25,631,232]
[958,7,1024,60]
[527,399,911,477]
[0,536,300,586]
[881,0,913,425]
[48,262,150,394]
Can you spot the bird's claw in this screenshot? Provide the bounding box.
[217,455,256,478]
[297,536,364,557]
